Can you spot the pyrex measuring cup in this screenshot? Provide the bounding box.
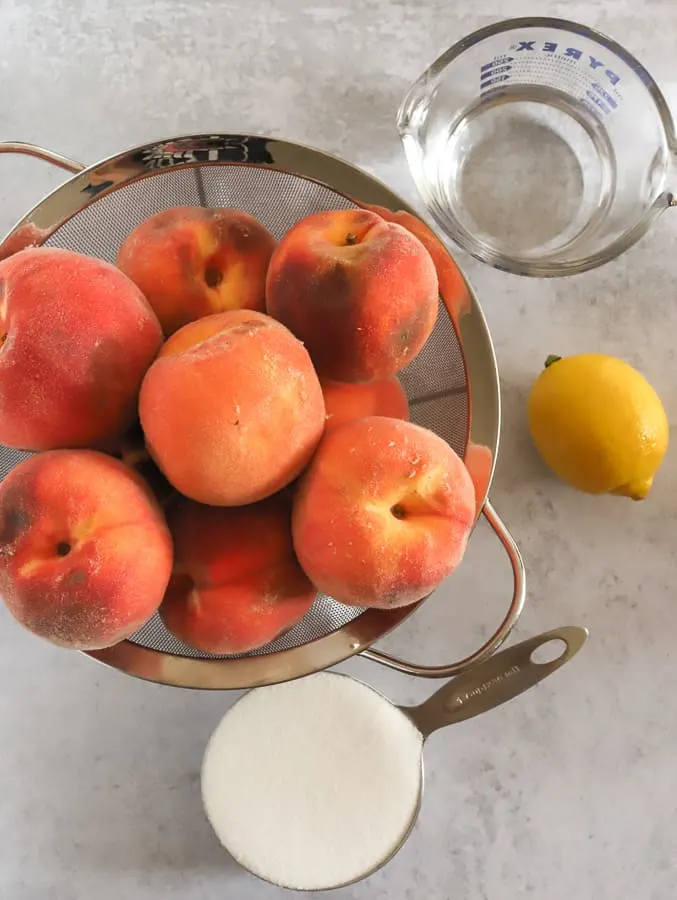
[398,17,677,276]
[201,625,587,890]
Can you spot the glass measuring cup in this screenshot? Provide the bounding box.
[201,625,587,891]
[398,17,677,276]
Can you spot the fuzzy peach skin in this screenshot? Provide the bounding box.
[0,247,163,451]
[266,209,439,382]
[160,496,315,654]
[358,203,471,327]
[292,416,475,609]
[322,377,409,432]
[139,309,326,506]
[0,450,173,650]
[117,207,277,336]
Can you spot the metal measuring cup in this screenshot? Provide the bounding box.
[202,625,587,890]
[398,17,676,277]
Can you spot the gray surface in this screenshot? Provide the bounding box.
[1,2,676,899]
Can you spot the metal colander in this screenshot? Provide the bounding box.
[0,133,525,689]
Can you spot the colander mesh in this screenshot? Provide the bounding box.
[0,164,469,659]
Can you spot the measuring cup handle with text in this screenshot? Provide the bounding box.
[403,625,588,737]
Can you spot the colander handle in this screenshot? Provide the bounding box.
[0,142,85,258]
[361,501,526,678]
[0,141,84,174]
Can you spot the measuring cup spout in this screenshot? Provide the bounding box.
[402,626,588,738]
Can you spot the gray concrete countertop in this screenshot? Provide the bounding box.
[1,2,676,898]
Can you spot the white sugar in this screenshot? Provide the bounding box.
[201,671,423,890]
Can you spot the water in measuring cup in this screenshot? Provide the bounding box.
[437,85,617,259]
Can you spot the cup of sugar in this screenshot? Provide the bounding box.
[201,626,586,890]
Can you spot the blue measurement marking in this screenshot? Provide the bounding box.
[479,38,625,111]
[590,83,617,109]
[480,64,512,80]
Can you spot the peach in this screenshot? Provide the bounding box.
[160,496,315,654]
[0,450,173,650]
[322,377,409,432]
[139,309,325,506]
[0,247,162,451]
[358,203,471,327]
[117,207,276,335]
[266,209,439,382]
[293,416,475,609]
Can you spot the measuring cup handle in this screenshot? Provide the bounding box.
[404,626,588,737]
[361,501,526,678]
[0,141,84,174]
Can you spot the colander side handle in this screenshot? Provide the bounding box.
[0,141,84,174]
[360,501,526,678]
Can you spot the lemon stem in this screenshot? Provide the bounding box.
[544,354,562,368]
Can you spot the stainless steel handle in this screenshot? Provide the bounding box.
[403,625,588,738]
[0,141,84,174]
[0,142,85,259]
[361,500,526,678]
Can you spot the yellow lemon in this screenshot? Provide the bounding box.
[527,354,669,499]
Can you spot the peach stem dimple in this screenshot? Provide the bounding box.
[55,541,71,557]
[390,503,407,520]
[344,232,359,246]
[204,267,223,289]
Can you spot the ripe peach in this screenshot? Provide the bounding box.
[358,203,470,327]
[117,207,276,335]
[139,309,325,506]
[0,247,162,451]
[160,496,315,654]
[0,450,173,650]
[322,377,409,432]
[266,209,439,382]
[293,416,475,609]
